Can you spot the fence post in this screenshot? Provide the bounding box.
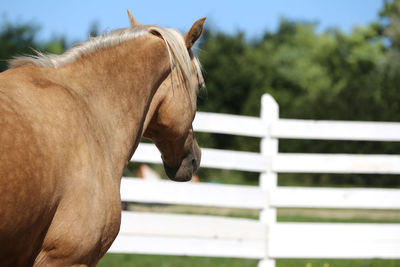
[258,94,279,267]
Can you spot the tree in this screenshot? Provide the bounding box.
[196,6,400,187]
[0,17,68,72]
[377,0,400,123]
[380,0,400,47]
[0,18,40,71]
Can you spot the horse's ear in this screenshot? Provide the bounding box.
[184,17,206,49]
[127,10,141,26]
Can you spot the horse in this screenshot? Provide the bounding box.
[0,11,205,266]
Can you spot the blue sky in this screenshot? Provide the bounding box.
[2,0,384,43]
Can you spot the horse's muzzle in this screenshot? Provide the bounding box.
[163,142,201,182]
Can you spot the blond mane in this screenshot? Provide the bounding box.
[9,24,201,96]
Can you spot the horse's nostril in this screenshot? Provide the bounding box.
[191,158,198,172]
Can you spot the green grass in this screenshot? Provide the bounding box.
[277,208,400,223]
[98,254,257,267]
[98,254,400,267]
[128,204,400,223]
[277,214,400,223]
[277,259,400,267]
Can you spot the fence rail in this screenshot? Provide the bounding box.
[111,211,400,260]
[274,153,400,174]
[271,187,400,209]
[272,119,400,141]
[120,177,266,209]
[110,94,400,267]
[121,177,400,210]
[194,111,400,141]
[269,223,400,259]
[133,144,400,174]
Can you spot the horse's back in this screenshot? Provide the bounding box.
[0,68,60,265]
[0,67,90,265]
[0,66,121,266]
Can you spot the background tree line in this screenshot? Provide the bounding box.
[1,0,399,187]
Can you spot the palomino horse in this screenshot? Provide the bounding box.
[0,11,205,266]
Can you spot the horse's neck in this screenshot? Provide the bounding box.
[58,36,170,178]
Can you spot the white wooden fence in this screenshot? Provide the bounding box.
[108,94,400,267]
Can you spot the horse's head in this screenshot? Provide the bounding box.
[129,11,205,182]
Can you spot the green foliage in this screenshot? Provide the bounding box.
[44,38,67,55]
[195,2,400,187]
[0,17,40,71]
[198,18,389,121]
[0,17,67,72]
[380,0,400,47]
